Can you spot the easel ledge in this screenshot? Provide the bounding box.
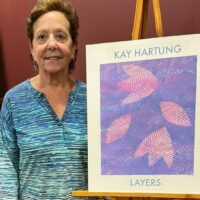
[72,190,200,199]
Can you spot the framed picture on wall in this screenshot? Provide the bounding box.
[86,34,200,193]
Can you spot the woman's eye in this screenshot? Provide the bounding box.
[56,33,66,41]
[37,34,47,41]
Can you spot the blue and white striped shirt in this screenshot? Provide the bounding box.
[0,80,88,200]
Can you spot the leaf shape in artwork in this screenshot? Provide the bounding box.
[105,114,131,144]
[134,127,174,168]
[160,101,191,127]
[118,65,159,104]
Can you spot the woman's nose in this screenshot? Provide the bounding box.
[47,35,57,50]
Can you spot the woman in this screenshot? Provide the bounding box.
[0,0,88,199]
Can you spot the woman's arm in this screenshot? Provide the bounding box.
[0,98,19,200]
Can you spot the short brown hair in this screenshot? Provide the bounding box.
[27,0,79,44]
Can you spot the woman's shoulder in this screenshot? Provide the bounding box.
[77,80,86,87]
[75,80,87,103]
[3,80,29,100]
[76,80,86,92]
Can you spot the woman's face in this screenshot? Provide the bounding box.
[31,11,75,74]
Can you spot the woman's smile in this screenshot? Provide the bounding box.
[44,55,63,60]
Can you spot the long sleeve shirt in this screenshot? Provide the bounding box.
[0,80,88,200]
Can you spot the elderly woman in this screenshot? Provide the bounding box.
[0,0,88,199]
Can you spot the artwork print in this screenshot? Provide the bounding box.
[101,56,196,175]
[87,34,200,193]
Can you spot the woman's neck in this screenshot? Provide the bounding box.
[31,73,76,93]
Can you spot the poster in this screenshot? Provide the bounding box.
[86,34,200,193]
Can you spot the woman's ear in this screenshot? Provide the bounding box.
[29,41,38,71]
[29,41,35,60]
[71,45,76,59]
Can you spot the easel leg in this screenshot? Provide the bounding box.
[141,0,149,39]
[132,0,144,40]
[152,0,163,37]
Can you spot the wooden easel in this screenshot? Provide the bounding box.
[72,1,199,199]
[132,0,163,40]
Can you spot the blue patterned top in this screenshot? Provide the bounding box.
[0,80,88,200]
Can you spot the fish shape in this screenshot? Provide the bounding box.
[134,127,174,168]
[160,101,191,127]
[105,114,131,144]
[118,65,159,105]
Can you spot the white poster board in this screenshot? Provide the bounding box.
[86,34,200,193]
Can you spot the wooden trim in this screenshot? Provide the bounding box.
[72,190,200,199]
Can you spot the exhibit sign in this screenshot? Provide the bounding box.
[86,34,200,193]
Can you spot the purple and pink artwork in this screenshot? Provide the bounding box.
[100,56,196,175]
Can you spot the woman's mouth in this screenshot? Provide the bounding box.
[45,56,62,60]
